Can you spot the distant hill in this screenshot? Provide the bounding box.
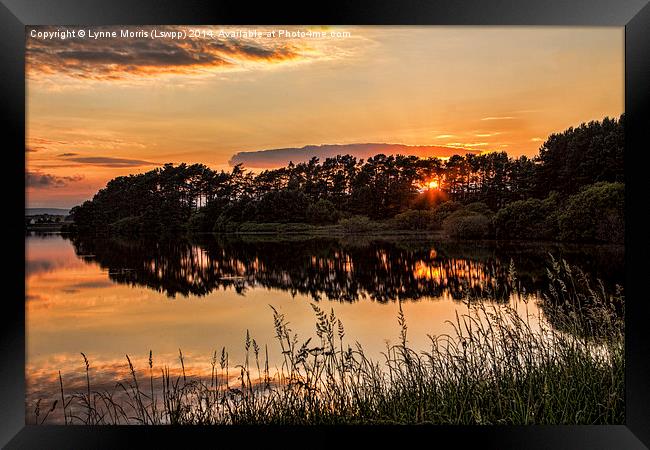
[26,208,70,216]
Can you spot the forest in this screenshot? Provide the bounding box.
[67,115,624,243]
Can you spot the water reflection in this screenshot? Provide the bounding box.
[66,234,624,303]
[26,233,624,423]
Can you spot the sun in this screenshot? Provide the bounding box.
[428,180,439,190]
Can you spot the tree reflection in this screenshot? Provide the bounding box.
[66,235,623,305]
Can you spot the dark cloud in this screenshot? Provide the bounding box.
[61,288,80,294]
[26,171,84,188]
[229,143,481,168]
[27,26,302,80]
[65,280,114,289]
[25,259,54,276]
[65,156,157,167]
[58,152,79,157]
[26,255,76,277]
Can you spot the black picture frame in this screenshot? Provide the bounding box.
[3,0,649,448]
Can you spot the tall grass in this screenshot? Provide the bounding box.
[30,258,624,425]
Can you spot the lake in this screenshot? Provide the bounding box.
[25,232,624,422]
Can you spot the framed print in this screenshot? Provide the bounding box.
[3,0,650,448]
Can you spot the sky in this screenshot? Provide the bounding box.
[25,26,624,209]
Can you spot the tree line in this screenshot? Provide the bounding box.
[68,115,624,243]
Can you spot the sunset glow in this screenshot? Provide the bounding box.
[24,25,627,426]
[25,26,624,209]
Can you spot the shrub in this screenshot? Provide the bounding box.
[280,223,317,232]
[187,212,207,232]
[494,193,559,240]
[213,216,241,233]
[391,209,436,230]
[339,215,378,233]
[306,199,340,225]
[558,182,624,243]
[409,189,447,210]
[238,222,281,233]
[237,222,317,233]
[213,198,255,228]
[194,198,230,232]
[108,215,144,235]
[464,202,493,216]
[430,201,462,229]
[442,210,490,239]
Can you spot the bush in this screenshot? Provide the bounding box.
[187,212,207,232]
[213,192,312,227]
[339,215,378,233]
[108,215,144,235]
[442,210,490,239]
[280,223,317,232]
[494,193,559,240]
[237,222,317,233]
[464,202,493,216]
[430,201,462,229]
[558,182,624,243]
[213,216,241,233]
[409,189,447,210]
[213,198,255,228]
[193,198,229,232]
[306,199,340,225]
[238,222,282,233]
[391,209,436,230]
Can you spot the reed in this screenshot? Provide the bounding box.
[30,259,624,425]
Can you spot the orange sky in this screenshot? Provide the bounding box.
[26,26,624,208]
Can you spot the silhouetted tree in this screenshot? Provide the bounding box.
[68,115,624,243]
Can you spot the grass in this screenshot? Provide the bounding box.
[29,258,624,425]
[202,218,448,236]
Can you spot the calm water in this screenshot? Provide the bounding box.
[25,233,623,418]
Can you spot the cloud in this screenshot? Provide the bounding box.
[26,171,84,188]
[25,259,54,276]
[64,156,157,167]
[58,152,79,157]
[481,116,515,121]
[65,280,115,290]
[26,26,326,81]
[29,137,68,145]
[463,143,489,147]
[474,132,502,137]
[26,137,69,152]
[229,143,481,168]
